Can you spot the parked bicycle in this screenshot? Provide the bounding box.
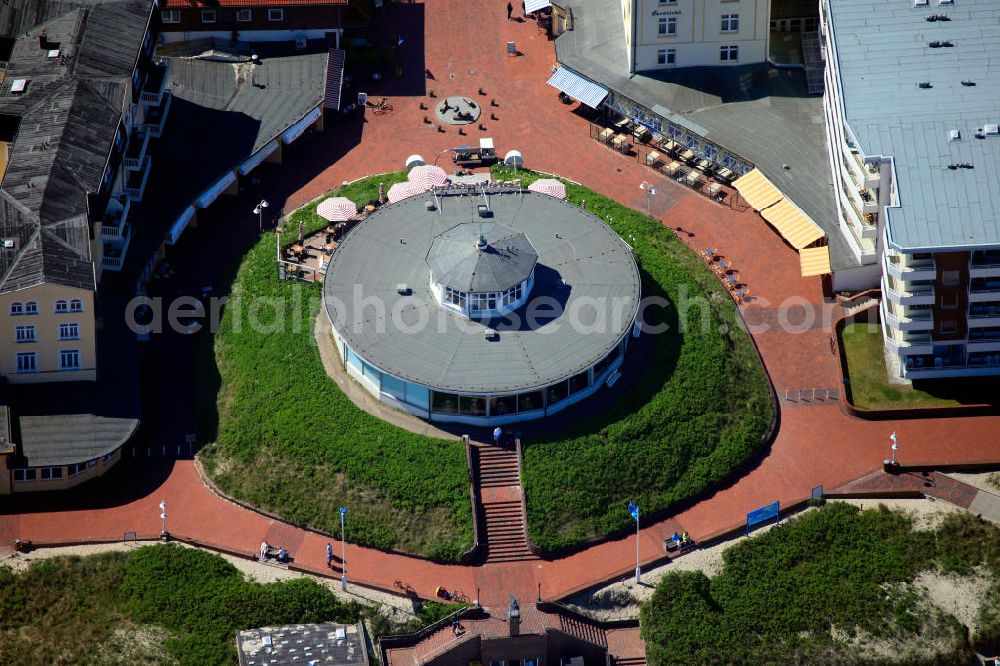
[367,97,394,116]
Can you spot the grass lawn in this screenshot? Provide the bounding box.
[641,502,1000,665]
[492,166,774,554]
[0,545,457,666]
[839,322,999,410]
[198,172,475,562]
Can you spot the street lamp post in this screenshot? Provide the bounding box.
[627,501,640,584]
[253,199,269,234]
[339,506,347,591]
[159,500,168,540]
[639,182,656,216]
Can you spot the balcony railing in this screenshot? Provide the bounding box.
[125,156,151,201]
[123,129,149,171]
[140,59,170,106]
[140,90,172,139]
[101,224,131,272]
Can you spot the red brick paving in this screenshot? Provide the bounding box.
[5,0,1000,613]
[831,469,980,509]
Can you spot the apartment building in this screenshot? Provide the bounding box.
[821,0,1000,378]
[159,0,371,45]
[0,0,168,385]
[624,0,769,72]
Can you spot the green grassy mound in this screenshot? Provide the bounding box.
[642,502,1000,665]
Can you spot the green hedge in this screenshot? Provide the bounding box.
[490,166,773,553]
[199,172,473,561]
[0,545,358,666]
[640,503,1000,665]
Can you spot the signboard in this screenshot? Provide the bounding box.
[507,41,517,56]
[746,501,780,536]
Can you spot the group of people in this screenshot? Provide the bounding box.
[259,540,289,563]
[669,532,692,547]
[492,426,515,446]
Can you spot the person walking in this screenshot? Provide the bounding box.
[326,542,334,568]
[493,426,502,445]
[506,1,513,20]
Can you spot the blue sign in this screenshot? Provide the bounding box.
[627,501,639,522]
[340,507,347,515]
[746,501,779,536]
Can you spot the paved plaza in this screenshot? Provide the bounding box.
[4,0,1000,613]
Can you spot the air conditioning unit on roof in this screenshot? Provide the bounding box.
[984,123,1000,136]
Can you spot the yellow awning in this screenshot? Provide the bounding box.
[732,168,782,211]
[800,246,832,277]
[761,199,826,250]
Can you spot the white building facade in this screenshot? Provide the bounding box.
[626,0,770,72]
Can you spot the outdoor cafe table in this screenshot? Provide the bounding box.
[685,171,701,186]
[645,151,662,167]
[612,134,629,152]
[665,161,682,175]
[291,244,304,254]
[632,125,650,142]
[599,128,614,143]
[678,148,695,162]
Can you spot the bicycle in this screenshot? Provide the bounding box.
[368,97,394,116]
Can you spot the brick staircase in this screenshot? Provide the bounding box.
[473,443,537,563]
[558,615,608,648]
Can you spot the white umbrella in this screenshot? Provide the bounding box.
[528,178,567,199]
[316,197,358,222]
[387,181,427,203]
[407,164,450,191]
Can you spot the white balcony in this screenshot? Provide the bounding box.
[885,326,933,355]
[969,253,1000,279]
[101,224,131,272]
[969,279,1000,303]
[140,59,170,107]
[884,253,936,282]
[883,274,935,305]
[100,196,131,240]
[140,89,171,139]
[125,156,151,201]
[123,129,149,171]
[849,150,880,188]
[883,305,934,332]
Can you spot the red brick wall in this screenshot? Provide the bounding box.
[933,251,969,340]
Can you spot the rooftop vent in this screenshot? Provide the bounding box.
[913,0,928,6]
[918,81,932,88]
[476,234,488,252]
[2,239,14,249]
[939,0,953,5]
[984,123,1000,136]
[962,79,976,86]
[396,283,411,295]
[10,79,27,94]
[484,329,499,341]
[948,129,961,141]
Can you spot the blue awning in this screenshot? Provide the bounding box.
[166,206,196,245]
[281,107,322,144]
[237,140,279,176]
[546,67,608,109]
[195,171,236,209]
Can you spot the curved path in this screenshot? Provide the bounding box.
[5,0,1000,610]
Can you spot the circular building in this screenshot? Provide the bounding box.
[323,186,641,425]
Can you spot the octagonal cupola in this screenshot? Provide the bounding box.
[426,221,538,318]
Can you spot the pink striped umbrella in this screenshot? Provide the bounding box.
[527,178,567,200]
[407,164,450,191]
[316,197,358,222]
[387,181,427,203]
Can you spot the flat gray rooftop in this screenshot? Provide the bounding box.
[556,0,857,269]
[323,189,641,394]
[236,623,368,666]
[827,0,1000,251]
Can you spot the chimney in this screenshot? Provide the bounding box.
[508,597,520,637]
[38,29,47,50]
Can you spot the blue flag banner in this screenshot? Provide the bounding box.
[627,501,639,521]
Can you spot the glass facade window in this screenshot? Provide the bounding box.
[594,348,620,379]
[382,373,406,401]
[361,360,381,385]
[568,370,590,395]
[546,381,569,405]
[460,396,487,416]
[489,395,516,416]
[432,391,459,414]
[445,287,467,308]
[346,345,363,372]
[407,385,430,411]
[517,391,543,413]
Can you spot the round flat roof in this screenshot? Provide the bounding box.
[323,188,641,394]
